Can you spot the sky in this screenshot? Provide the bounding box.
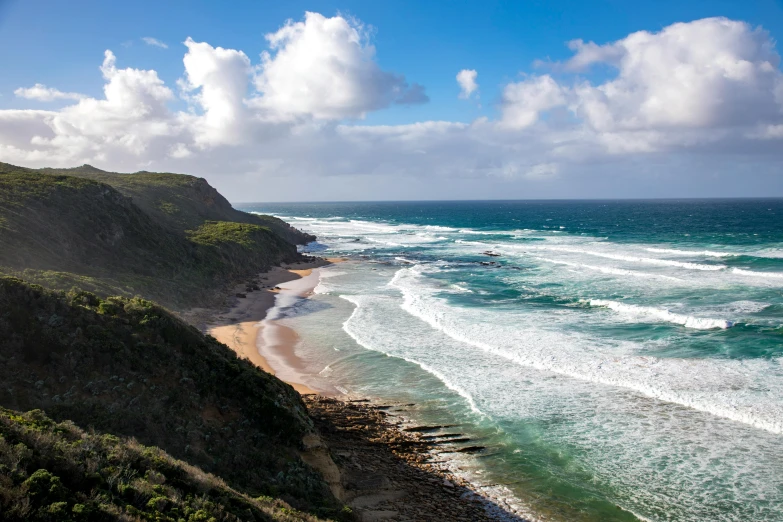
[1,0,783,202]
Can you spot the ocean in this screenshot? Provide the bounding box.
[240,200,783,522]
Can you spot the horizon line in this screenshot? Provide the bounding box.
[232,196,783,205]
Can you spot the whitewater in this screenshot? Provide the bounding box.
[243,200,783,522]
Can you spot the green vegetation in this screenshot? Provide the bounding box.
[0,277,346,518]
[188,221,272,248]
[158,201,180,215]
[0,163,314,310]
[0,407,331,521]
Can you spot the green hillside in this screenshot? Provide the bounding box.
[0,408,331,522]
[0,277,344,519]
[37,164,311,246]
[0,163,314,309]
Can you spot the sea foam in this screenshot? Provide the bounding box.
[340,294,484,415]
[389,265,783,434]
[586,299,734,329]
[645,247,739,258]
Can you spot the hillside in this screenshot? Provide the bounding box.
[0,407,332,522]
[0,276,344,518]
[0,163,314,310]
[37,164,311,246]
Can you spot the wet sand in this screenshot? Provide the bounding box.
[207,258,343,395]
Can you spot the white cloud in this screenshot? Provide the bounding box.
[14,84,84,101]
[251,12,428,121]
[180,38,252,146]
[456,69,478,99]
[568,17,783,133]
[563,39,625,71]
[142,37,168,49]
[500,75,567,129]
[511,17,783,154]
[0,15,782,200]
[2,51,180,166]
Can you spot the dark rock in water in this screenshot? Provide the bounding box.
[422,433,464,440]
[457,446,486,453]
[403,425,457,433]
[482,251,501,257]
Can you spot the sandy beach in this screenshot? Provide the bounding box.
[206,258,343,395]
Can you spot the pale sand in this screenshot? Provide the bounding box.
[207,258,345,395]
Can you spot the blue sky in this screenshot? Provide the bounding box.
[1,0,783,200]
[3,0,782,122]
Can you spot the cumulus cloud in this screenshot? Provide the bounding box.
[180,38,252,146]
[2,50,179,166]
[456,69,478,99]
[252,12,428,120]
[142,37,169,49]
[570,17,783,133]
[0,15,782,200]
[503,17,783,152]
[14,84,84,101]
[500,75,567,129]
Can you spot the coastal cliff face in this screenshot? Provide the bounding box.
[0,163,313,310]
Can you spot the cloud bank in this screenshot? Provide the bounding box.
[2,15,782,200]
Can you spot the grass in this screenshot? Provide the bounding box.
[158,201,180,215]
[0,171,101,207]
[187,222,272,248]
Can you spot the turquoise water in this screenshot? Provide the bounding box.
[241,200,783,521]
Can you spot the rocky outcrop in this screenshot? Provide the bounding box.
[304,396,527,522]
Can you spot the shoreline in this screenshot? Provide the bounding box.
[302,395,530,521]
[203,257,343,395]
[198,256,531,519]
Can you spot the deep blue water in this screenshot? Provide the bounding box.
[242,200,783,521]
